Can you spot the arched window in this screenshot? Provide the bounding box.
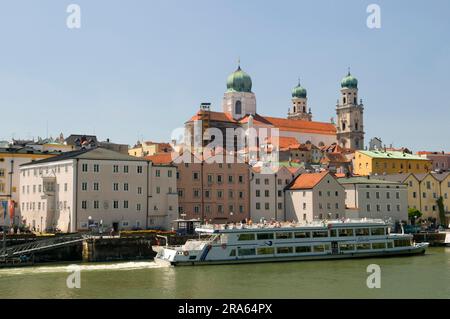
[342,122,346,130]
[343,97,346,104]
[354,97,357,104]
[235,101,242,115]
[303,106,306,113]
[355,122,358,130]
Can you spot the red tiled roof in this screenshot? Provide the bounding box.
[288,171,329,190]
[186,111,336,136]
[188,110,237,123]
[265,136,299,149]
[260,116,336,135]
[321,152,350,164]
[145,153,174,165]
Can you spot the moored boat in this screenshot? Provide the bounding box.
[154,219,429,266]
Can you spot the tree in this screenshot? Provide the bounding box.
[436,196,447,227]
[408,207,422,225]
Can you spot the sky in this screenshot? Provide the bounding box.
[0,0,449,151]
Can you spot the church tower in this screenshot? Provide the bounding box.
[222,64,256,120]
[336,69,365,150]
[288,79,312,121]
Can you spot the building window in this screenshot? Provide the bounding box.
[156,170,161,177]
[137,166,143,174]
[82,182,88,191]
[265,190,269,197]
[124,201,129,209]
[193,172,199,180]
[113,165,119,173]
[94,201,99,209]
[138,186,142,194]
[113,183,119,191]
[93,164,99,172]
[137,203,141,211]
[82,164,88,172]
[81,201,87,209]
[255,178,260,185]
[124,183,129,191]
[265,203,270,210]
[113,201,119,209]
[256,203,260,210]
[235,100,242,115]
[156,187,160,194]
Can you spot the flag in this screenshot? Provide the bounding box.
[1,201,7,220]
[9,200,15,224]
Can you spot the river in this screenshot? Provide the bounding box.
[0,247,449,298]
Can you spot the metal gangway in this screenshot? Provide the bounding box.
[0,233,91,259]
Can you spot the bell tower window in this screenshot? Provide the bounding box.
[235,101,242,115]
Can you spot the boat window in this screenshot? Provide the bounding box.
[238,248,256,256]
[387,242,393,248]
[313,244,330,252]
[294,231,310,238]
[257,247,275,255]
[275,232,293,239]
[338,228,354,237]
[355,228,370,236]
[356,243,371,250]
[394,239,411,247]
[257,233,274,240]
[312,231,328,238]
[220,234,228,244]
[238,233,255,241]
[339,243,354,251]
[229,249,236,257]
[189,256,197,260]
[370,228,385,236]
[295,246,312,253]
[276,247,293,254]
[372,242,386,249]
[329,229,337,237]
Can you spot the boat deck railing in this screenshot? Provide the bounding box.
[198,218,387,231]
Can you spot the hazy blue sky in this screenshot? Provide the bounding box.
[0,0,449,151]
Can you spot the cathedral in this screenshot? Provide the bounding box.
[184,64,365,152]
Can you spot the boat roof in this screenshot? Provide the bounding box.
[195,219,389,234]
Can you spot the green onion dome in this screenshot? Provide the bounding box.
[292,80,307,98]
[226,66,252,93]
[341,70,358,89]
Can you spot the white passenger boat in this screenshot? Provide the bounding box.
[154,219,429,266]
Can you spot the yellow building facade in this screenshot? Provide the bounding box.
[354,150,431,176]
[381,172,450,225]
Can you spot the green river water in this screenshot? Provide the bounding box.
[0,247,449,298]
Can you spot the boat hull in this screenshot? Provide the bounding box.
[155,243,428,266]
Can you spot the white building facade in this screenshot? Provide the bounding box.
[250,165,301,221]
[338,177,408,223]
[285,172,346,222]
[19,148,178,232]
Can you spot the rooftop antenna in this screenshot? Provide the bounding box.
[347,66,351,76]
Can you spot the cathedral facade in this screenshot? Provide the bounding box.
[184,64,365,154]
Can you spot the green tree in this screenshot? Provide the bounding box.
[408,207,422,225]
[436,196,446,227]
